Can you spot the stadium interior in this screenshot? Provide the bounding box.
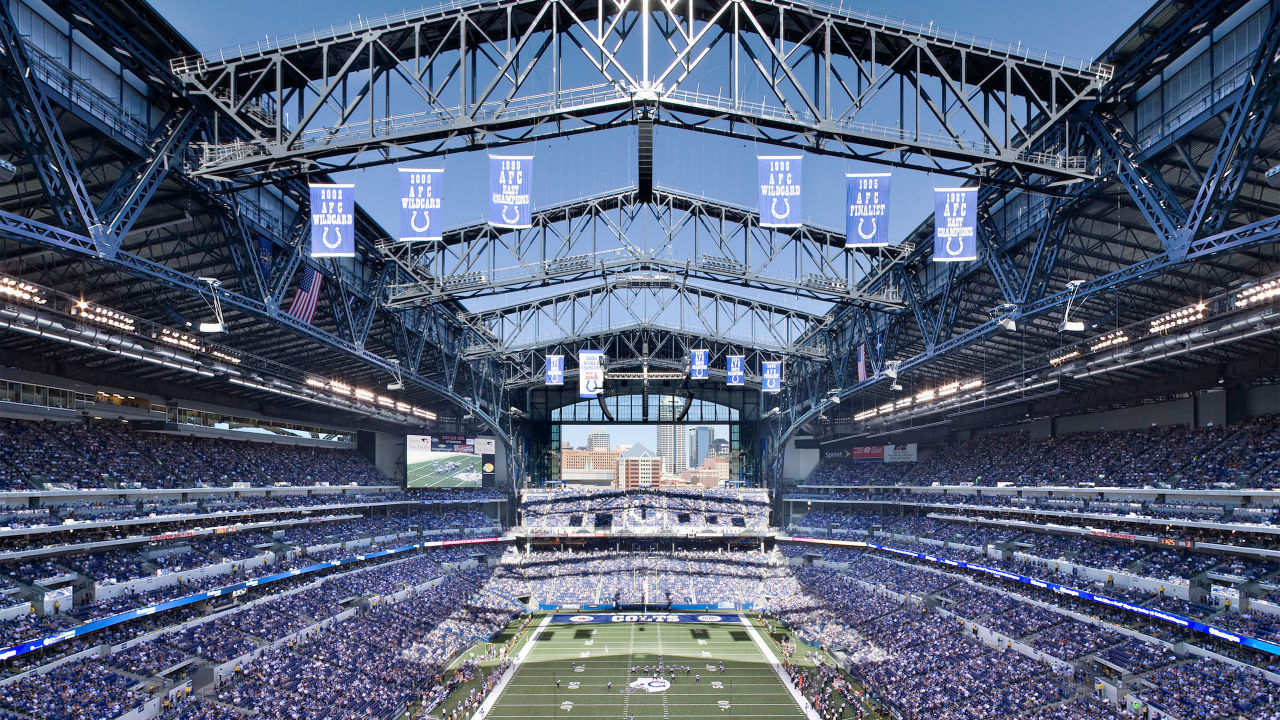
[2,0,1280,719]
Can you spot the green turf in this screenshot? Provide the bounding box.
[406,453,482,488]
[480,616,810,720]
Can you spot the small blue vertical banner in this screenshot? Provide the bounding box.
[489,155,533,229]
[690,349,709,380]
[726,355,745,386]
[761,361,782,393]
[757,155,802,227]
[399,168,443,242]
[256,235,273,286]
[933,186,978,262]
[310,184,356,257]
[845,173,891,247]
[545,355,564,386]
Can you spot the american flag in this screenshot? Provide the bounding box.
[287,266,323,325]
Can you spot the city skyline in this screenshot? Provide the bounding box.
[560,424,728,456]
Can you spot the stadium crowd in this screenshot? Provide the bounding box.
[2,415,1279,720]
[520,487,770,531]
[803,415,1280,489]
[771,545,1280,720]
[787,485,1280,528]
[484,549,778,605]
[787,508,1278,586]
[0,417,392,489]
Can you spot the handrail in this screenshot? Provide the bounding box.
[170,0,1111,83]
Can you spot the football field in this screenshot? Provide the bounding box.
[406,452,482,488]
[474,614,814,720]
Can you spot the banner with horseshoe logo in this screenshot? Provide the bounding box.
[398,168,443,242]
[545,354,564,386]
[845,172,891,247]
[578,349,604,398]
[689,349,709,380]
[761,360,782,393]
[309,183,355,257]
[489,154,533,229]
[725,355,745,386]
[933,186,978,262]
[757,155,802,228]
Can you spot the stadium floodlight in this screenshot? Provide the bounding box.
[1235,279,1280,309]
[1150,303,1206,335]
[891,382,903,391]
[0,276,47,306]
[1089,329,1129,353]
[1049,349,1081,367]
[71,299,135,331]
[0,158,14,183]
[999,317,1017,331]
[884,360,901,379]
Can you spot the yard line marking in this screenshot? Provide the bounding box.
[738,616,819,720]
[657,621,670,720]
[622,621,635,720]
[469,614,551,720]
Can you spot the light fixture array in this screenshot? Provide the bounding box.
[305,377,437,421]
[1048,349,1080,367]
[855,377,985,421]
[0,277,46,306]
[1089,330,1129,353]
[210,349,242,365]
[154,328,203,353]
[72,300,135,332]
[1149,303,1205,335]
[0,273,433,426]
[1234,280,1280,308]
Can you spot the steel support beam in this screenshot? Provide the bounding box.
[0,207,511,445]
[0,2,103,240]
[1183,3,1280,240]
[1087,111,1189,258]
[171,0,1109,183]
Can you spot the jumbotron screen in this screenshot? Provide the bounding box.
[406,435,488,488]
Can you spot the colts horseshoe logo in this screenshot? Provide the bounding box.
[321,226,343,250]
[501,204,521,225]
[628,678,671,694]
[769,197,791,221]
[945,235,965,256]
[410,210,431,234]
[857,217,877,241]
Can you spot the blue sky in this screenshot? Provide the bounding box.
[153,0,1149,243]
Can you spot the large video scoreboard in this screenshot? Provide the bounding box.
[405,434,496,488]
